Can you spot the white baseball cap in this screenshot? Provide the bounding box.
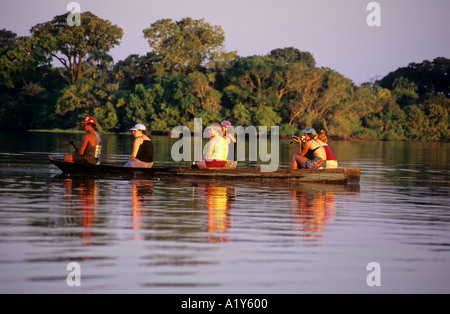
[130,123,146,131]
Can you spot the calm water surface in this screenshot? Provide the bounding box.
[0,131,449,293]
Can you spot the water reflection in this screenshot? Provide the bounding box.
[203,185,235,243]
[138,180,236,243]
[62,178,98,249]
[131,179,153,240]
[2,131,450,293]
[57,176,360,246]
[291,185,336,242]
[291,184,359,243]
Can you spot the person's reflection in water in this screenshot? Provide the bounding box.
[131,179,153,240]
[291,186,337,243]
[63,178,98,250]
[204,185,235,243]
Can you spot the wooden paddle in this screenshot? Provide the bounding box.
[68,140,79,153]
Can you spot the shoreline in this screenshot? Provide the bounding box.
[22,129,447,142]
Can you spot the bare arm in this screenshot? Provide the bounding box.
[78,133,95,156]
[204,139,217,160]
[299,141,311,157]
[130,137,143,160]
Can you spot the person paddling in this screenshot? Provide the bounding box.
[64,117,102,165]
[124,124,154,168]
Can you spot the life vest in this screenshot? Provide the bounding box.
[84,131,102,163]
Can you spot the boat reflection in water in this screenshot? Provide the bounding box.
[194,181,359,245]
[203,185,235,243]
[58,175,358,247]
[131,179,153,240]
[291,183,360,243]
[62,178,98,249]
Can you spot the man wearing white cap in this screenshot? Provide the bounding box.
[124,124,154,168]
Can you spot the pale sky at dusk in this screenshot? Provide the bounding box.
[1,0,449,85]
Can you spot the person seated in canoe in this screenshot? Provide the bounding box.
[317,130,338,168]
[291,127,326,169]
[64,117,102,165]
[195,123,228,169]
[220,120,237,169]
[124,123,154,168]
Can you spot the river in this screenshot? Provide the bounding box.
[0,131,449,293]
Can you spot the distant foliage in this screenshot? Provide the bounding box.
[0,16,449,141]
[379,57,450,98]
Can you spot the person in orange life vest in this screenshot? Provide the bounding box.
[64,117,102,165]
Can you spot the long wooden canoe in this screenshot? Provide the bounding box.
[48,156,360,185]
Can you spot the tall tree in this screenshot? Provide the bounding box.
[283,64,324,126]
[0,34,50,91]
[224,56,281,109]
[143,18,226,74]
[87,47,114,80]
[31,11,123,83]
[269,47,316,68]
[224,56,284,127]
[111,52,161,90]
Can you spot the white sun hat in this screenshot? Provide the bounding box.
[130,123,146,131]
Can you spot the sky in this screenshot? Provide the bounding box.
[1,0,449,85]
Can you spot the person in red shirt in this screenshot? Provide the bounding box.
[317,130,338,168]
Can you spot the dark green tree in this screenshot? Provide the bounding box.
[111,52,161,90]
[87,47,114,80]
[391,77,419,109]
[31,11,123,83]
[143,18,226,74]
[0,29,18,49]
[55,78,120,130]
[0,31,59,130]
[223,55,284,127]
[379,57,450,98]
[269,47,316,68]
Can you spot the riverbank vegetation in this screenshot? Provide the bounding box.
[1,12,449,141]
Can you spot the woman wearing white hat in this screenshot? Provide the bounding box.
[124,124,154,168]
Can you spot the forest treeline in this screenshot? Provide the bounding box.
[1,12,449,140]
